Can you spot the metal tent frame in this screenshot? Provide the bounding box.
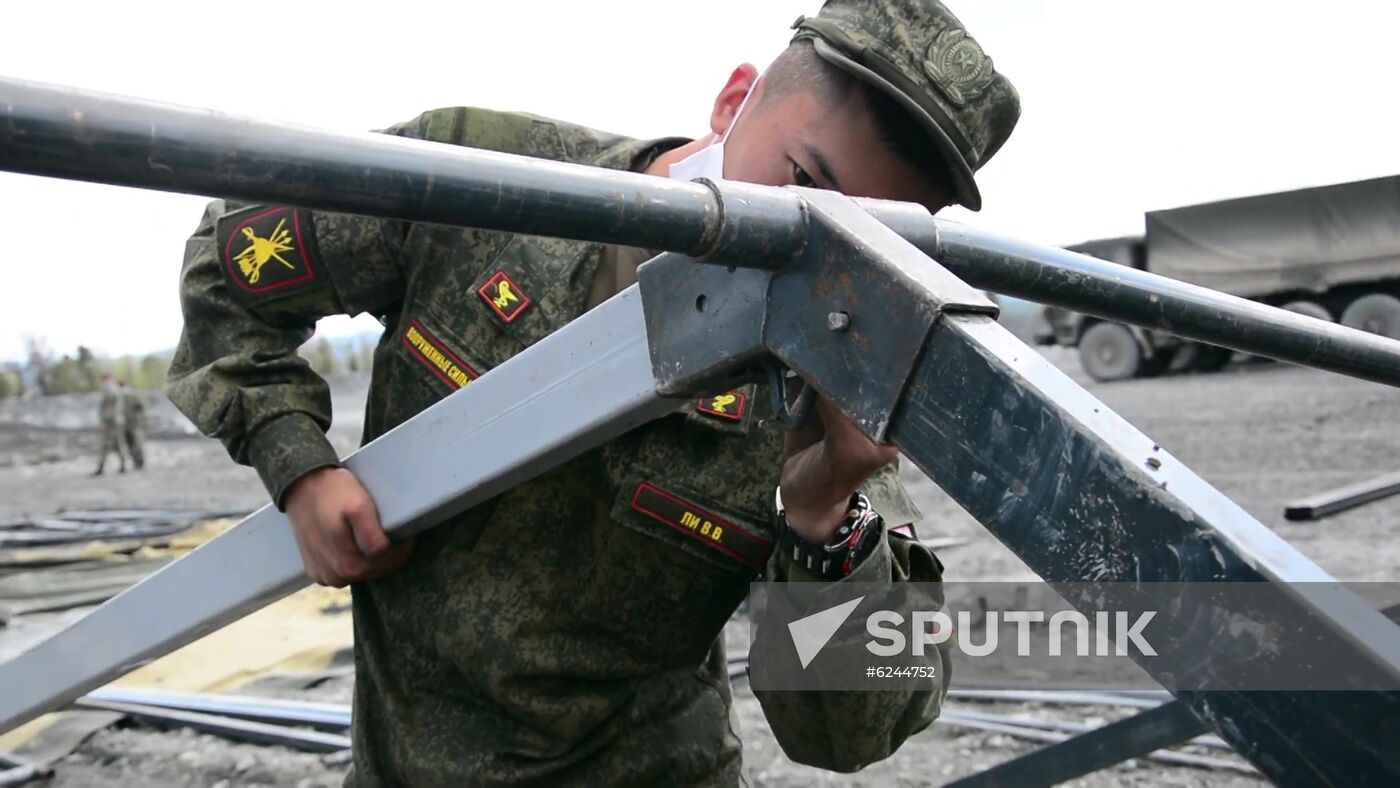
[1,77,1398,786]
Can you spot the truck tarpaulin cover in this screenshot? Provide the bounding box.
[1144,175,1400,299]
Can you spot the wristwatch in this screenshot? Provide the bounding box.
[776,488,884,580]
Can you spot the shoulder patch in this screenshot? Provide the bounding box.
[478,270,532,323]
[403,319,479,390]
[696,390,748,422]
[220,207,316,293]
[629,482,771,570]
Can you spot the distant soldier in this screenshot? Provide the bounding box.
[120,380,146,470]
[93,374,127,475]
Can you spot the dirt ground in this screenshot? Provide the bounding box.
[3,349,1397,786]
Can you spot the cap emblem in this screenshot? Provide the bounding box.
[923,29,994,106]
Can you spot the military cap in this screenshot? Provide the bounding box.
[791,0,1020,210]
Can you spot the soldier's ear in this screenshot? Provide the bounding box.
[709,64,759,137]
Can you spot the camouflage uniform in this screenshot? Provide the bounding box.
[168,108,943,784]
[122,388,146,469]
[168,0,1020,782]
[95,384,127,474]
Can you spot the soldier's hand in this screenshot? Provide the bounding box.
[780,394,898,544]
[283,466,414,587]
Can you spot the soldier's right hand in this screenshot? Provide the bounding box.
[283,466,414,587]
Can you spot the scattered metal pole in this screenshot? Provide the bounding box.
[946,688,1162,711]
[84,688,351,731]
[0,765,41,787]
[945,704,1229,752]
[937,706,1255,780]
[1284,470,1400,521]
[73,700,351,753]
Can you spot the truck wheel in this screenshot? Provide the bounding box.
[1282,300,1333,323]
[1079,322,1143,382]
[1192,344,1233,372]
[1340,294,1400,338]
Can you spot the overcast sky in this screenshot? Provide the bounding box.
[3,0,1399,361]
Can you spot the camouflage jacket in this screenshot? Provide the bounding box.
[97,387,122,428]
[121,391,145,429]
[168,107,948,786]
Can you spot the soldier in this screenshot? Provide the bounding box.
[93,374,127,475]
[167,0,1018,783]
[120,380,146,470]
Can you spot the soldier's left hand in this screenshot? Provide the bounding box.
[779,394,897,544]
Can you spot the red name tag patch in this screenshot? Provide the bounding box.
[629,482,771,570]
[403,320,478,390]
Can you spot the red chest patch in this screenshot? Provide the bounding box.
[402,320,478,390]
[629,482,771,570]
[696,390,747,422]
[478,270,531,322]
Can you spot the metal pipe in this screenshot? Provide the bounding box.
[0,765,40,787]
[73,699,352,753]
[931,221,1400,388]
[3,76,1400,386]
[0,77,804,268]
[84,687,351,730]
[946,688,1163,710]
[936,713,1256,775]
[945,707,1230,752]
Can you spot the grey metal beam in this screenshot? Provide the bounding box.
[0,765,41,787]
[884,213,1400,388]
[638,188,1400,783]
[83,688,351,731]
[947,689,1162,710]
[947,702,1227,752]
[4,77,1400,385]
[1284,470,1400,521]
[940,703,1248,784]
[0,290,678,734]
[73,700,350,753]
[887,315,1400,785]
[945,601,1400,784]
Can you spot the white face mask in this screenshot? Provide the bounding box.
[668,78,760,183]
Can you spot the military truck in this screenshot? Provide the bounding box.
[1036,176,1400,381]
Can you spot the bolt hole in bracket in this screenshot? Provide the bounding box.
[638,182,998,440]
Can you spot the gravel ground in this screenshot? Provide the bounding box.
[3,349,1396,786]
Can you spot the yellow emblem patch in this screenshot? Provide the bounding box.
[696,390,747,422]
[222,207,314,293]
[478,270,531,322]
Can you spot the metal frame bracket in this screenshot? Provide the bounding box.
[640,183,998,440]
